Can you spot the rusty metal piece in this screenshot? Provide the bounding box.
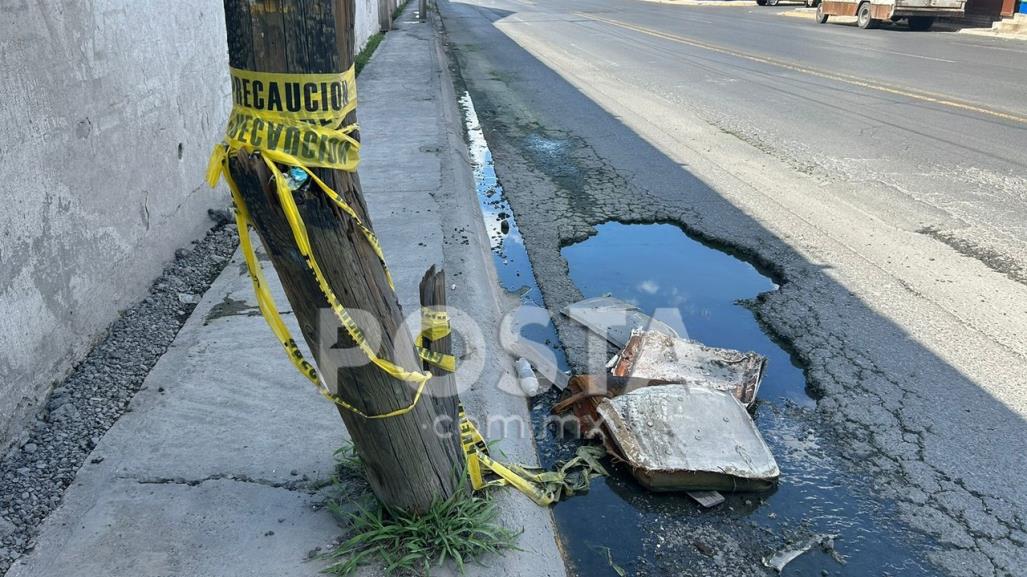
[612,331,765,408]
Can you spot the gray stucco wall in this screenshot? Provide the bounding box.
[0,1,231,447]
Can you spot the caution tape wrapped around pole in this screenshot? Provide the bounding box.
[207,65,438,419]
[207,66,602,504]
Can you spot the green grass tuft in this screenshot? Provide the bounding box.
[332,443,364,480]
[322,484,520,576]
[355,33,384,76]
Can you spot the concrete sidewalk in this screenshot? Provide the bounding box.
[7,6,564,577]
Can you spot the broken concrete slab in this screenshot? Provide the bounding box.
[597,385,779,492]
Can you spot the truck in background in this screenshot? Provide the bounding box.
[815,0,967,30]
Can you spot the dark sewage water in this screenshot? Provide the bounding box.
[458,91,940,577]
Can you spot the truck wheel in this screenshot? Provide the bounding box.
[815,2,829,22]
[767,0,779,5]
[907,16,935,30]
[857,1,877,29]
[756,0,767,5]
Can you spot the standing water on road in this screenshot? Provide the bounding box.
[456,88,939,577]
[555,222,940,577]
[459,91,566,356]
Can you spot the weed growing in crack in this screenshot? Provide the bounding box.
[355,33,383,76]
[333,443,365,481]
[321,483,520,576]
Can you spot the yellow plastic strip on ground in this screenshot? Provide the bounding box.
[476,452,557,507]
[458,407,607,506]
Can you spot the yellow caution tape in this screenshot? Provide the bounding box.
[212,156,429,419]
[225,67,360,171]
[210,67,600,508]
[416,309,457,373]
[420,309,453,342]
[207,65,434,420]
[459,408,608,506]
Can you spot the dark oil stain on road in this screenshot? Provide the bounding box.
[458,89,939,577]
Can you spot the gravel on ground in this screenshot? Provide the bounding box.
[0,211,238,573]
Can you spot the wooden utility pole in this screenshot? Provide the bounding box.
[221,0,463,512]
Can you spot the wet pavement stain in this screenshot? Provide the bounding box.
[461,91,566,355]
[203,295,261,325]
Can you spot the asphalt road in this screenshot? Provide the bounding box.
[439,1,1027,576]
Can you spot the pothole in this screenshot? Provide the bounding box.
[457,87,939,576]
[551,222,940,577]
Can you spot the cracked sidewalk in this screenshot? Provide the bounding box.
[6,7,565,577]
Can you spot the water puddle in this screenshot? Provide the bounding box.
[457,89,937,577]
[556,222,939,577]
[459,91,566,355]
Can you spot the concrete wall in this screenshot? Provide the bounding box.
[0,0,397,449]
[0,1,390,449]
[0,0,231,448]
[357,0,385,50]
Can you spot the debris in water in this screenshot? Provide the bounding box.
[686,490,725,508]
[762,534,844,573]
[596,385,780,492]
[597,546,627,577]
[562,296,680,348]
[612,331,765,408]
[514,357,544,397]
[552,374,657,438]
[503,312,569,390]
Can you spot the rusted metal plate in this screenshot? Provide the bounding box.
[871,3,894,19]
[597,385,780,493]
[821,0,859,16]
[612,331,765,408]
[553,374,659,440]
